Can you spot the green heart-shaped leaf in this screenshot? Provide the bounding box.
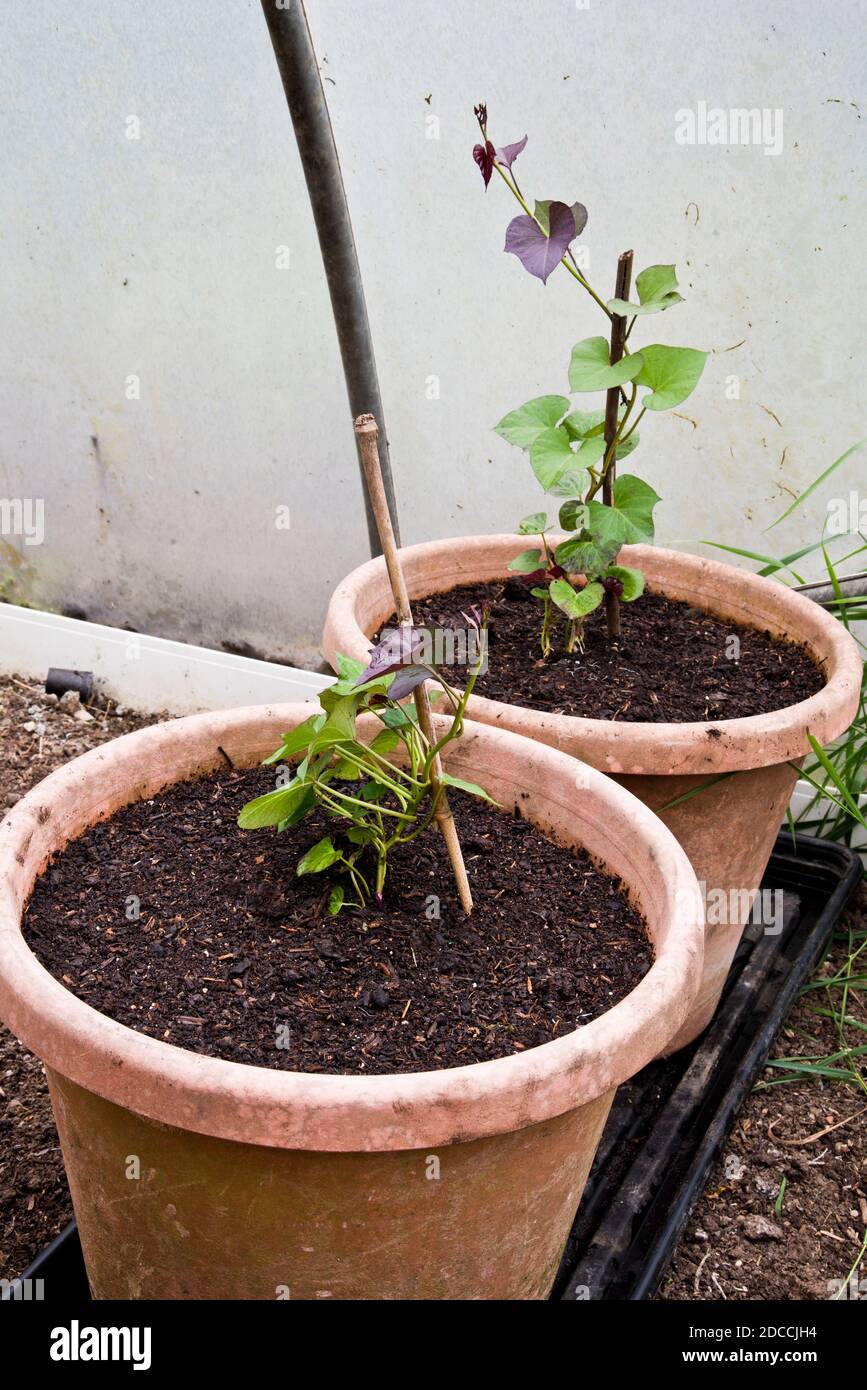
[574,436,607,467]
[545,464,590,498]
[558,499,589,531]
[635,344,707,411]
[517,512,548,535]
[297,835,342,876]
[507,547,543,574]
[261,713,323,765]
[568,337,644,392]
[563,406,639,459]
[238,779,313,830]
[562,408,606,440]
[494,395,569,448]
[606,564,645,601]
[586,474,661,546]
[549,577,605,619]
[554,535,621,577]
[528,426,576,490]
[608,264,684,316]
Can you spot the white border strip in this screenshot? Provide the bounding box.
[790,779,866,869]
[0,604,331,715]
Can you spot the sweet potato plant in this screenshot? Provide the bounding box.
[474,103,708,652]
[238,611,491,910]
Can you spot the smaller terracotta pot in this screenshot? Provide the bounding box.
[0,705,703,1300]
[323,538,863,1050]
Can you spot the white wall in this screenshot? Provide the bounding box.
[1,0,864,667]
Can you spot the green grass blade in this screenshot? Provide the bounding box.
[766,440,866,531]
[659,772,734,811]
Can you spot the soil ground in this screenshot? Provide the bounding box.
[404,582,823,723]
[23,768,651,1074]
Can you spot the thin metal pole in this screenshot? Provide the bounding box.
[260,0,400,553]
[796,572,867,606]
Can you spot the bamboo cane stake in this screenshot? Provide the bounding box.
[353,413,474,914]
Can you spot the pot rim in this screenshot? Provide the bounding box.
[322,538,863,776]
[0,703,703,1152]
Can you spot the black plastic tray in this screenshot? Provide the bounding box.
[554,830,862,1300]
[5,831,861,1303]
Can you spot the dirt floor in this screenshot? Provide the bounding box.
[0,671,865,1298]
[657,887,867,1301]
[0,676,153,1281]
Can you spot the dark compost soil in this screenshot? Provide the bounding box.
[0,676,155,1282]
[22,768,652,1077]
[398,582,824,723]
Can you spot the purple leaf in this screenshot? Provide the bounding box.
[473,140,496,188]
[495,135,528,172]
[518,568,547,587]
[459,601,489,631]
[570,201,588,235]
[388,666,431,700]
[504,201,578,283]
[356,626,426,686]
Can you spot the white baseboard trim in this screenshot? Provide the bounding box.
[0,603,331,715]
[789,779,866,868]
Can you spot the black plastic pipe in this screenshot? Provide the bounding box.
[260,0,400,554]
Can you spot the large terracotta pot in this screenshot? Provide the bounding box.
[323,538,862,1051]
[0,704,702,1300]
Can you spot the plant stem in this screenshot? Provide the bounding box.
[541,594,553,657]
[602,249,634,639]
[422,632,486,771]
[317,783,415,822]
[619,405,645,446]
[354,414,474,914]
[335,743,419,795]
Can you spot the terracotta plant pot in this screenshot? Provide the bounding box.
[323,538,862,1051]
[0,704,703,1300]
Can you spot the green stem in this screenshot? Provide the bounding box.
[316,784,416,824]
[541,594,553,657]
[334,745,418,799]
[585,388,638,502]
[421,631,488,775]
[338,853,370,897]
[619,406,645,446]
[388,784,446,848]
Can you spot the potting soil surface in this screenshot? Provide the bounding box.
[23,768,651,1074]
[400,583,824,722]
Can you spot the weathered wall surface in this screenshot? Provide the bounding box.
[1,1,863,665]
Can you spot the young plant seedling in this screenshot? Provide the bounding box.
[473,103,708,654]
[237,612,491,913]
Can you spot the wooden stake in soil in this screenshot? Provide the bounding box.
[602,249,634,640]
[353,413,474,915]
